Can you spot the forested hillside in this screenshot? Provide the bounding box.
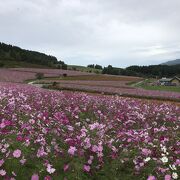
[0,42,67,68]
[102,64,180,78]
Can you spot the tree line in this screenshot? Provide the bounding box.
[0,42,67,69]
[87,64,103,70]
[102,64,180,78]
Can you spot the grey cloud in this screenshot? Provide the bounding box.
[0,0,180,67]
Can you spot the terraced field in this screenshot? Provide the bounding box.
[0,68,92,83]
[36,75,180,101]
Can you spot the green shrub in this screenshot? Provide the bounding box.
[35,73,44,79]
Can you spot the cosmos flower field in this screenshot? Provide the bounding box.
[0,68,91,83]
[0,83,179,180]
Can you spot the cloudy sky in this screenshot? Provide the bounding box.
[0,0,180,67]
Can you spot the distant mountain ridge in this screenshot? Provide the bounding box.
[161,59,180,65]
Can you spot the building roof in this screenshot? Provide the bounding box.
[171,76,180,82]
[159,76,180,82]
[159,78,172,82]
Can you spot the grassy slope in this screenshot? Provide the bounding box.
[141,85,180,92]
[0,60,52,68]
[134,79,180,93]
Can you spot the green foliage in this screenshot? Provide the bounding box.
[0,61,4,67]
[126,65,180,78]
[0,42,67,68]
[87,64,95,68]
[52,81,58,87]
[35,73,44,79]
[102,64,180,78]
[102,65,124,75]
[87,64,103,70]
[62,64,68,70]
[68,65,102,73]
[57,62,68,69]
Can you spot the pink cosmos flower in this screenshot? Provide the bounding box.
[89,122,99,130]
[20,157,26,165]
[88,159,92,164]
[0,159,4,167]
[90,156,94,160]
[158,167,168,173]
[63,164,69,172]
[37,146,47,158]
[31,174,39,180]
[84,138,91,149]
[29,119,35,124]
[97,145,103,152]
[44,176,52,180]
[46,164,56,174]
[68,146,77,156]
[83,165,90,172]
[165,175,171,180]
[142,148,151,156]
[147,175,156,180]
[92,145,98,152]
[13,149,21,158]
[4,120,11,126]
[67,125,74,131]
[16,135,23,141]
[140,162,144,167]
[0,122,6,129]
[175,159,180,166]
[0,169,6,176]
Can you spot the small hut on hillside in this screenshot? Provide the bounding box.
[158,77,180,86]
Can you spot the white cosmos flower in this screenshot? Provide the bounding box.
[169,164,177,170]
[161,156,168,163]
[172,172,178,179]
[144,157,151,162]
[161,146,167,153]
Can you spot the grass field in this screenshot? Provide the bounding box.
[134,79,180,93]
[140,85,180,92]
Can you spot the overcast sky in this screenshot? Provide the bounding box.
[0,0,180,67]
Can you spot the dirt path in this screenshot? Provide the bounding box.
[28,81,44,88]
